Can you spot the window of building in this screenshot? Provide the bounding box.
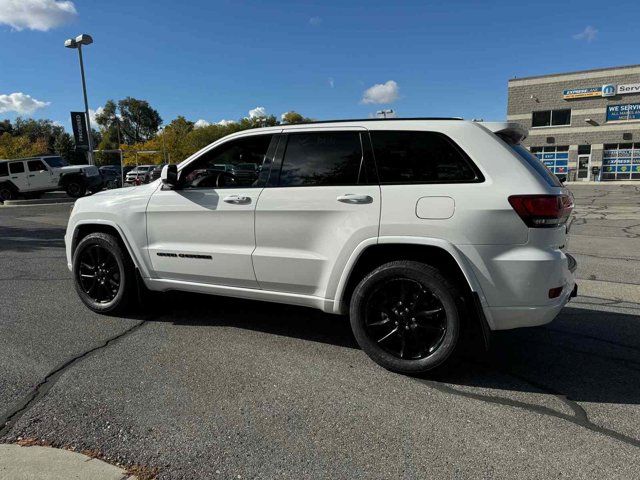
[278,132,363,187]
[27,160,47,171]
[531,109,571,127]
[370,131,481,184]
[180,134,273,188]
[9,162,25,174]
[602,143,640,180]
[531,146,569,179]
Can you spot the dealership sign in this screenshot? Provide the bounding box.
[602,84,616,97]
[617,83,640,95]
[606,103,640,121]
[563,87,602,99]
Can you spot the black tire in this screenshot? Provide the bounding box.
[72,232,135,314]
[66,181,86,198]
[0,184,15,202]
[350,261,462,374]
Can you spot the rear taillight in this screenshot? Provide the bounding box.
[508,194,574,228]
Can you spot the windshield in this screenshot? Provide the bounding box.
[510,144,562,188]
[43,156,68,168]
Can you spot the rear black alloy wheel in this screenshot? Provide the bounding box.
[73,232,134,314]
[350,261,461,374]
[365,278,447,360]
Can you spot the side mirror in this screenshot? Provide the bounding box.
[161,164,178,187]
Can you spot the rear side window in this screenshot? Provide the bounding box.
[511,144,562,188]
[0,163,8,177]
[9,162,25,174]
[370,131,481,183]
[28,160,47,171]
[278,132,362,187]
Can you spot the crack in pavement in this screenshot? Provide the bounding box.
[0,320,147,438]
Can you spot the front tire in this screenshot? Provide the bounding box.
[350,261,462,374]
[73,232,135,314]
[66,181,86,198]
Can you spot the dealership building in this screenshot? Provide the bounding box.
[507,64,640,181]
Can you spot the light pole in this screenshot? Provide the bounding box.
[376,109,395,119]
[65,34,95,165]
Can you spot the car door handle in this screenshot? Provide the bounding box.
[223,195,251,205]
[337,194,373,204]
[28,174,35,177]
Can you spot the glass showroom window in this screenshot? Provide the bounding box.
[531,109,571,127]
[531,146,569,178]
[602,143,640,180]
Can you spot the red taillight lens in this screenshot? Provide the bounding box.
[508,194,574,228]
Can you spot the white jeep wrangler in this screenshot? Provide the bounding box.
[65,119,577,373]
[0,156,103,201]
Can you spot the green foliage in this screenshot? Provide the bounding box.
[95,97,162,146]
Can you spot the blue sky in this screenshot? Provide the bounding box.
[1,0,639,128]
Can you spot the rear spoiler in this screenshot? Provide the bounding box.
[477,122,527,145]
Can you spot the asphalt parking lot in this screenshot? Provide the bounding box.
[1,184,639,479]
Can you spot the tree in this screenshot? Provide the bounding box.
[54,132,83,163]
[0,133,48,159]
[281,111,313,124]
[95,97,162,145]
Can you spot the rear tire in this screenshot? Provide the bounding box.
[350,261,462,374]
[0,184,15,202]
[73,232,135,315]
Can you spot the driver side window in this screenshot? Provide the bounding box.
[180,134,273,189]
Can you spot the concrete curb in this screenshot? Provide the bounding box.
[2,198,76,206]
[0,444,137,480]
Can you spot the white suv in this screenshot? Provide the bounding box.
[65,119,577,373]
[0,156,102,201]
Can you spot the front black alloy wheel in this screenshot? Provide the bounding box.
[73,232,134,314]
[350,261,462,374]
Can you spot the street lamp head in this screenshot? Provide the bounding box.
[64,38,77,48]
[75,34,93,46]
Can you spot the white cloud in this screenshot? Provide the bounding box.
[309,16,322,26]
[217,119,235,126]
[328,77,335,88]
[248,106,267,119]
[573,26,598,42]
[0,92,50,114]
[361,80,400,104]
[0,0,77,31]
[87,106,104,126]
[194,119,210,128]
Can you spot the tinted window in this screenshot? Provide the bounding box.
[552,109,571,126]
[0,163,7,177]
[371,131,479,183]
[511,144,562,187]
[28,160,47,171]
[43,157,68,168]
[278,132,362,187]
[532,111,551,127]
[9,162,25,174]
[181,134,273,188]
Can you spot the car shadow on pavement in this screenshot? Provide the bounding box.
[152,292,640,405]
[0,225,66,252]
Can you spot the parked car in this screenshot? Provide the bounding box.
[125,165,154,185]
[99,166,123,189]
[148,164,167,182]
[65,119,577,374]
[0,155,102,201]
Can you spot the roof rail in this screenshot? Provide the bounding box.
[284,117,464,125]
